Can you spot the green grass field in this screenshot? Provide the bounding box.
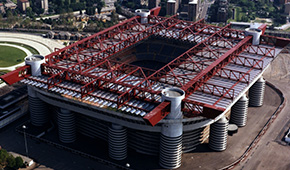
[0,42,39,55]
[0,45,26,67]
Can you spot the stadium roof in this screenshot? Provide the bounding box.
[1,7,290,126]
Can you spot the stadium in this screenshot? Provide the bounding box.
[1,7,289,169]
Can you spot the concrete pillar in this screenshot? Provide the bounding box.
[108,124,127,160]
[57,108,76,143]
[249,76,265,107]
[230,94,248,127]
[135,9,150,24]
[209,116,228,151]
[28,86,49,126]
[26,54,49,126]
[159,88,185,169]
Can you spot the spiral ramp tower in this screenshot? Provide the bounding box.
[57,108,76,143]
[209,116,228,151]
[159,88,185,169]
[26,55,49,126]
[230,94,249,127]
[249,76,266,107]
[108,124,127,160]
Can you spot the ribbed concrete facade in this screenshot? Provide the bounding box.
[108,124,127,160]
[57,108,76,143]
[209,116,228,151]
[249,77,266,107]
[231,95,248,127]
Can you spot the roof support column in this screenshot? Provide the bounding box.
[209,116,228,151]
[57,108,76,143]
[249,76,265,107]
[28,86,49,126]
[108,124,127,160]
[159,88,184,169]
[230,94,248,127]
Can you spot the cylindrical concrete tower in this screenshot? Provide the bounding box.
[135,9,150,24]
[245,28,262,46]
[249,76,265,107]
[230,94,248,127]
[28,86,49,126]
[209,116,228,151]
[108,124,127,160]
[26,55,49,126]
[159,88,185,169]
[57,108,76,143]
[25,54,45,76]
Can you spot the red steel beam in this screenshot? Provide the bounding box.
[258,24,267,35]
[143,101,171,125]
[182,36,252,95]
[45,16,142,65]
[143,34,252,126]
[260,35,290,47]
[213,46,275,105]
[150,6,161,16]
[0,65,31,85]
[43,15,179,77]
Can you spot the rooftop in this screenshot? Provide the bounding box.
[2,11,289,126]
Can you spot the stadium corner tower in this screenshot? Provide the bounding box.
[2,7,290,169]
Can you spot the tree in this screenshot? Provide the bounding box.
[111,10,118,23]
[6,155,16,168]
[0,149,8,165]
[86,7,96,15]
[96,0,105,14]
[14,156,23,169]
[26,7,34,18]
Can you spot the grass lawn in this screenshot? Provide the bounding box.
[0,45,26,67]
[0,42,39,54]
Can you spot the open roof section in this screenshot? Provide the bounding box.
[1,8,290,126]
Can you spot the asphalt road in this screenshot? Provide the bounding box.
[180,83,282,170]
[234,80,290,170]
[234,52,290,170]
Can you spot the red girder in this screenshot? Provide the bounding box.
[43,15,179,77]
[0,65,31,85]
[142,101,171,125]
[182,36,252,93]
[142,34,252,126]
[3,13,290,128]
[198,82,235,99]
[258,24,267,35]
[213,45,276,105]
[215,67,251,84]
[46,16,143,65]
[260,35,290,47]
[150,6,161,16]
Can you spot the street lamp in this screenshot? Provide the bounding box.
[22,125,28,157]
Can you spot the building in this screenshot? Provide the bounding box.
[104,0,116,8]
[0,86,28,129]
[280,0,290,4]
[5,2,17,10]
[188,0,198,21]
[17,0,30,12]
[1,8,289,169]
[167,0,179,16]
[217,7,227,22]
[36,0,49,13]
[167,0,200,21]
[0,3,5,14]
[149,0,161,9]
[285,2,290,15]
